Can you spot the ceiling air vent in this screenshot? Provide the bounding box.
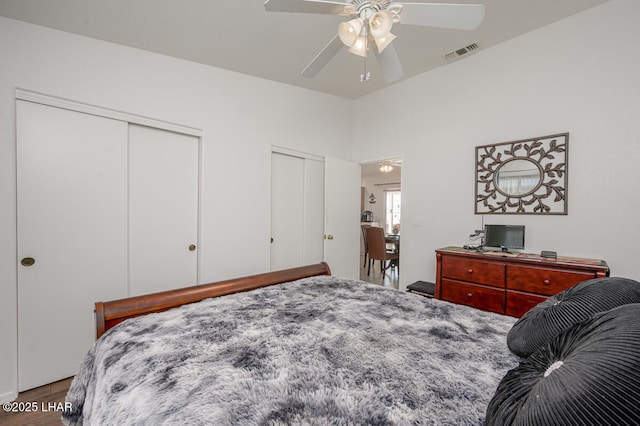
[445,43,479,61]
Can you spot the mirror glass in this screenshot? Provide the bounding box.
[495,159,541,196]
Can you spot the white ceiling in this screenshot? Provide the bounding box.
[0,0,608,99]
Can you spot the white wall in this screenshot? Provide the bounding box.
[353,0,640,289]
[0,17,352,401]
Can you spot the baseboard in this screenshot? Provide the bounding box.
[0,390,18,403]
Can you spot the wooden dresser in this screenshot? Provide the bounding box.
[435,247,609,317]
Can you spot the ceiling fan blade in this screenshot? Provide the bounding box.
[301,35,344,78]
[375,44,404,83]
[264,0,350,15]
[398,3,485,30]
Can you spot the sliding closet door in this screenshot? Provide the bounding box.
[17,100,129,391]
[302,159,325,264]
[270,152,305,271]
[128,124,199,296]
[270,151,324,271]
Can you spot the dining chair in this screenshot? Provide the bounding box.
[365,226,399,278]
[361,224,371,268]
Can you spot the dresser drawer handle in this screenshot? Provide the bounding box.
[466,293,473,298]
[543,279,551,286]
[467,269,474,274]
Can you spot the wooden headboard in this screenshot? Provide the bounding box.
[95,262,331,339]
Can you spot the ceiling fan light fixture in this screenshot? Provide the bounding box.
[379,163,394,173]
[338,18,362,47]
[374,32,396,53]
[369,10,393,39]
[347,35,368,57]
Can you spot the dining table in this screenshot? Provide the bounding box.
[385,234,400,253]
[384,234,400,273]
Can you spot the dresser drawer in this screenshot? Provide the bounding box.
[507,265,594,296]
[441,256,505,288]
[506,290,548,317]
[441,279,505,314]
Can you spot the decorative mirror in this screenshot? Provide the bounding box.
[475,133,568,214]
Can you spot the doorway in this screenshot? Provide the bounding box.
[359,158,401,288]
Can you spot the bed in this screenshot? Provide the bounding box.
[62,262,520,425]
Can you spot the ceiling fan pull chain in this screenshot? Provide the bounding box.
[360,58,370,82]
[360,36,371,82]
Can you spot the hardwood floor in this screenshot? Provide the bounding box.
[359,254,399,289]
[0,377,73,426]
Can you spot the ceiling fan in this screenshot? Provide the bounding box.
[264,0,485,83]
[379,159,401,172]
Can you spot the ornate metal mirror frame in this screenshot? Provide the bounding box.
[475,133,568,214]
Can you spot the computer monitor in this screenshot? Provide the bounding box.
[484,225,525,251]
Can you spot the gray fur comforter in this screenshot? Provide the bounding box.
[63,276,518,425]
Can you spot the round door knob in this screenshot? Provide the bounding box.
[21,257,36,267]
[327,235,334,240]
[188,244,196,252]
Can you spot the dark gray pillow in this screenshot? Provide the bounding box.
[487,304,640,425]
[507,277,640,357]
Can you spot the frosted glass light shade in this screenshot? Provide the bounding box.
[338,18,362,47]
[374,32,396,53]
[369,10,393,39]
[347,35,367,57]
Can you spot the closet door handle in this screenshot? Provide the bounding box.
[21,257,36,267]
[188,244,196,252]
